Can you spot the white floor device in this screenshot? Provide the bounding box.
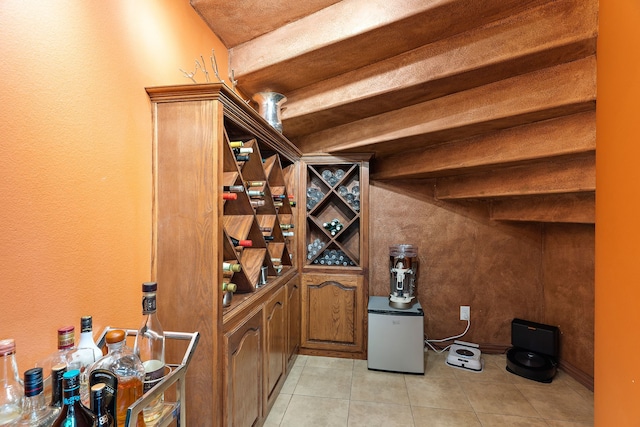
[446,340,484,372]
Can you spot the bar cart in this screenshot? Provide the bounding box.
[95,328,199,427]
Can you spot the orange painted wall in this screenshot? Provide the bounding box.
[0,1,228,370]
[596,1,640,425]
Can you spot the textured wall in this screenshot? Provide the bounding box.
[0,0,227,369]
[369,180,544,348]
[542,224,594,377]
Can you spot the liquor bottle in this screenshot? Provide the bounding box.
[245,181,264,187]
[49,364,67,410]
[222,262,242,273]
[222,192,237,200]
[133,282,165,423]
[229,237,252,248]
[0,339,23,425]
[222,282,237,292]
[228,141,244,148]
[13,367,59,426]
[223,185,244,193]
[74,316,103,406]
[90,384,113,427]
[51,370,97,427]
[89,330,145,427]
[36,326,82,378]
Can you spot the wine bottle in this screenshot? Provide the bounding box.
[0,339,23,425]
[222,262,242,273]
[263,235,275,241]
[223,185,244,193]
[289,201,297,207]
[246,190,265,197]
[272,194,286,200]
[235,154,250,162]
[133,282,166,423]
[250,200,265,208]
[273,201,284,208]
[222,192,238,200]
[51,370,97,427]
[222,282,237,292]
[230,237,252,248]
[280,224,294,230]
[229,141,244,148]
[13,367,60,427]
[232,147,253,154]
[282,231,295,237]
[245,181,264,187]
[90,384,114,427]
[259,226,272,233]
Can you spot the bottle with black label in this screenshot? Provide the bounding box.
[133,282,166,423]
[51,370,97,427]
[90,383,114,427]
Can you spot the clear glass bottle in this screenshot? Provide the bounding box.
[89,384,113,427]
[90,330,145,427]
[51,370,96,427]
[73,316,103,406]
[0,339,23,425]
[133,282,165,423]
[12,367,59,426]
[36,327,82,379]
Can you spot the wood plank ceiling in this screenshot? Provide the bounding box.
[191,0,597,224]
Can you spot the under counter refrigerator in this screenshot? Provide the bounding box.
[367,296,425,374]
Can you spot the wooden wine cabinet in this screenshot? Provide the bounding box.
[299,155,370,359]
[147,83,301,426]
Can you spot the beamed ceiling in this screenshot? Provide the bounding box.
[191,0,597,224]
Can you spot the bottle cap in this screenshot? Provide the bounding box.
[105,329,126,344]
[0,338,16,356]
[238,240,252,247]
[91,382,106,398]
[24,367,44,397]
[57,326,75,349]
[143,282,158,292]
[80,315,93,333]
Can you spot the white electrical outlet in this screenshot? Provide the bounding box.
[460,306,470,320]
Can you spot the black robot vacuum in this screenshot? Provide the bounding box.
[506,318,559,383]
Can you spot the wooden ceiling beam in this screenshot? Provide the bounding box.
[283,0,597,140]
[295,56,596,155]
[489,193,595,224]
[372,111,595,180]
[434,154,595,200]
[230,0,550,96]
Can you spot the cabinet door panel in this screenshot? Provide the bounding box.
[301,274,363,353]
[287,277,301,365]
[264,286,286,409]
[225,308,263,427]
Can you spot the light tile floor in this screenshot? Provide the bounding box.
[264,351,594,427]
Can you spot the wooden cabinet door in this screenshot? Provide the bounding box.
[287,276,301,365]
[301,273,364,355]
[264,286,286,412]
[224,307,263,427]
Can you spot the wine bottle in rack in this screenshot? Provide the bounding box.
[222,262,242,272]
[229,141,244,148]
[222,193,238,200]
[230,237,252,248]
[259,227,272,233]
[224,185,245,192]
[222,282,237,292]
[290,200,297,207]
[280,224,294,230]
[247,190,265,197]
[282,231,295,237]
[264,235,275,241]
[250,200,266,208]
[272,194,286,200]
[246,181,264,187]
[235,154,250,162]
[233,147,253,154]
